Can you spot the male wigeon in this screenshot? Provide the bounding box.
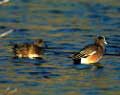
[13,39,46,59]
[71,36,107,68]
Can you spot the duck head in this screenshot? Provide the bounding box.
[34,39,48,48]
[95,36,107,47]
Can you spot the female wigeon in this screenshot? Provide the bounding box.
[71,36,107,68]
[13,39,46,59]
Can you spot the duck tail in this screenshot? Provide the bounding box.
[68,53,81,64]
[12,44,19,54]
[73,59,81,65]
[13,44,18,49]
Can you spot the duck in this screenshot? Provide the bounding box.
[71,36,107,68]
[12,39,47,59]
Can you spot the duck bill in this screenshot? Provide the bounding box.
[104,40,107,44]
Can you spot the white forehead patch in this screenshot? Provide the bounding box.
[103,36,107,44]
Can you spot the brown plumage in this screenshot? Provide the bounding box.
[13,39,46,59]
[71,36,107,66]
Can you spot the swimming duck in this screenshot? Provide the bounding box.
[13,39,46,59]
[71,36,107,68]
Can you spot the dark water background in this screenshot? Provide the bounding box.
[0,0,119,95]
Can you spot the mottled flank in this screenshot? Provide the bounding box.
[13,39,45,59]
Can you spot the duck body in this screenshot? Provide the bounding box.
[79,44,103,64]
[13,39,45,59]
[71,36,107,65]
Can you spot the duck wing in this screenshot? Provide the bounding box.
[72,45,97,59]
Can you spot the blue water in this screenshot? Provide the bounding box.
[0,0,119,95]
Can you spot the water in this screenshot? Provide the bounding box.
[0,0,120,95]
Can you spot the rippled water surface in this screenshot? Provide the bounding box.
[0,0,120,95]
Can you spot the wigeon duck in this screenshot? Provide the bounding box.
[71,36,107,68]
[13,39,47,59]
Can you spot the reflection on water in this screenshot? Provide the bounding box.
[0,0,119,95]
